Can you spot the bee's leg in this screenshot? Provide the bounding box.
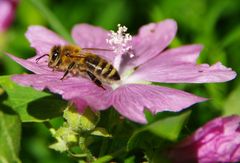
[60,62,75,80]
[86,71,105,90]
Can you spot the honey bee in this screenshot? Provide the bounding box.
[36,45,120,89]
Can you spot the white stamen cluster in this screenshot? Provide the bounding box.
[106,24,133,55]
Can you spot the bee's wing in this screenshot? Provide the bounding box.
[69,56,86,59]
[66,50,87,59]
[68,48,114,60]
[82,48,113,52]
[81,48,114,61]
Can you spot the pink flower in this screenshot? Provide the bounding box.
[0,0,18,32]
[169,115,240,163]
[7,19,236,123]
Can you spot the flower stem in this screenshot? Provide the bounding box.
[79,137,94,162]
[27,0,73,43]
[67,151,88,158]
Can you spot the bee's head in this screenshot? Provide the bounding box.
[48,45,61,67]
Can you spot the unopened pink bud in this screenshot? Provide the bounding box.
[169,115,240,163]
[0,0,19,32]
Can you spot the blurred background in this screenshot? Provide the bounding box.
[0,0,240,162]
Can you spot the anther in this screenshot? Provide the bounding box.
[106,24,132,55]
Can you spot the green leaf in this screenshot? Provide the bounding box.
[0,75,66,122]
[127,111,191,151]
[91,127,112,137]
[127,131,163,152]
[147,111,191,140]
[223,84,240,115]
[0,107,21,163]
[26,96,67,121]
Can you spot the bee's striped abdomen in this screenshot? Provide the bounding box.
[108,68,120,80]
[85,55,100,71]
[95,58,107,75]
[102,63,113,77]
[85,55,120,83]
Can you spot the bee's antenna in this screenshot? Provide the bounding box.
[35,54,49,63]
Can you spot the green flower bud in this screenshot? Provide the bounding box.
[49,138,68,153]
[63,105,100,132]
[55,125,78,144]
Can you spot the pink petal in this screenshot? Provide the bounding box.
[128,19,177,67]
[25,26,68,56]
[71,24,115,62]
[7,53,53,74]
[12,74,112,110]
[111,84,206,124]
[128,45,236,83]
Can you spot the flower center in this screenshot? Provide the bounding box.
[106,24,134,71]
[106,24,132,55]
[106,24,143,90]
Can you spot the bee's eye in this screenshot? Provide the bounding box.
[52,52,59,61]
[51,45,61,61]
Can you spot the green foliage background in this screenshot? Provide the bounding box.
[0,0,240,162]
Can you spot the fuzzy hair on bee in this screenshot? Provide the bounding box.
[35,45,120,90]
